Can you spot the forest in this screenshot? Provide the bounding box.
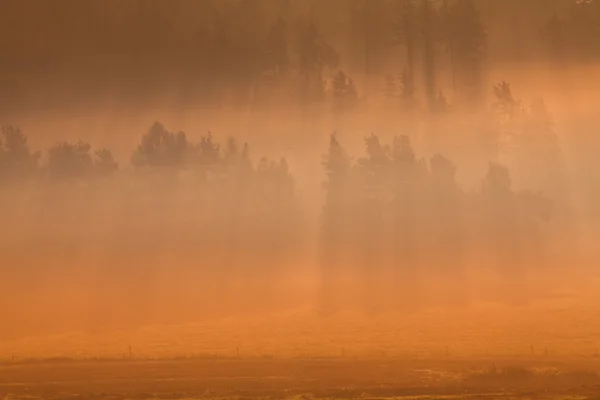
[0,0,598,332]
[0,0,599,111]
[0,79,574,319]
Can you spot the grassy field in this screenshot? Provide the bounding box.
[3,276,600,399]
[3,282,600,361]
[2,357,600,400]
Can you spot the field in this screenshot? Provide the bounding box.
[3,278,600,400]
[2,357,600,400]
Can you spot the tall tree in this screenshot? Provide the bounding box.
[0,126,39,182]
[295,19,339,104]
[446,0,487,105]
[47,140,94,181]
[331,70,358,114]
[264,17,290,77]
[419,0,438,109]
[131,122,196,168]
[394,0,419,77]
[355,134,391,313]
[319,132,352,314]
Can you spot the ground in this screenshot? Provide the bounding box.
[2,357,600,400]
[2,276,600,399]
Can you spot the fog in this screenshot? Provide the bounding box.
[1,1,600,357]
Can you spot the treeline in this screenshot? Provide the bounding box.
[0,90,570,315]
[319,132,554,312]
[0,122,304,317]
[1,0,598,110]
[0,78,575,320]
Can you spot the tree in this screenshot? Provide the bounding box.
[0,126,40,182]
[355,134,392,313]
[399,68,418,110]
[419,0,438,109]
[477,161,554,275]
[198,131,220,166]
[264,17,290,77]
[446,0,487,105]
[490,81,523,164]
[428,153,465,281]
[389,135,428,301]
[132,122,196,168]
[319,132,352,314]
[331,70,358,113]
[394,0,442,111]
[430,153,457,189]
[394,0,419,77]
[94,148,118,177]
[384,73,399,103]
[253,16,292,104]
[47,140,94,181]
[493,81,520,120]
[565,0,600,61]
[294,19,339,104]
[545,12,566,62]
[482,162,512,196]
[477,162,523,272]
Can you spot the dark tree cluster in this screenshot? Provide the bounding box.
[387,0,487,111]
[544,0,600,62]
[2,1,597,113]
[126,123,302,290]
[0,93,574,316]
[0,122,303,316]
[319,131,553,313]
[0,127,118,183]
[0,126,40,182]
[490,81,568,202]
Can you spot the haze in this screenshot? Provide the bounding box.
[1,0,600,363]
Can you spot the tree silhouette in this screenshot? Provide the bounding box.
[331,70,358,113]
[0,126,40,182]
[355,133,392,313]
[478,161,554,274]
[198,132,220,166]
[384,73,399,104]
[394,0,418,77]
[94,148,118,177]
[428,153,465,278]
[319,132,352,314]
[517,99,566,196]
[566,0,600,61]
[295,19,339,104]
[47,140,94,181]
[132,122,196,168]
[399,68,418,110]
[264,17,290,77]
[383,69,418,111]
[419,0,439,109]
[545,12,566,62]
[445,0,487,104]
[394,0,442,111]
[478,162,523,272]
[389,135,427,284]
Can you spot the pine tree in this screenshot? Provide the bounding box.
[0,126,40,182]
[319,132,352,314]
[447,0,487,105]
[399,68,418,110]
[131,122,196,168]
[419,0,438,110]
[47,140,94,181]
[264,17,290,76]
[295,19,339,104]
[331,70,358,113]
[394,0,418,77]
